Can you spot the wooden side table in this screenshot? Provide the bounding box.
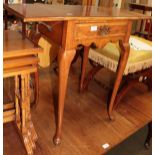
[3,31,43,155]
[3,3,151,145]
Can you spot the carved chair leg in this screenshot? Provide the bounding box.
[114,78,139,109]
[72,45,84,65]
[72,51,80,64]
[142,68,152,91]
[72,49,81,64]
[143,77,152,91]
[145,122,152,149]
[147,78,152,91]
[83,62,103,91]
[114,68,152,109]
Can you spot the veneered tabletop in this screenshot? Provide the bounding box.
[4,3,151,22]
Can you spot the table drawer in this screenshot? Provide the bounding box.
[74,21,128,40]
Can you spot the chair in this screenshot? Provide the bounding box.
[82,35,152,112]
[81,35,152,148]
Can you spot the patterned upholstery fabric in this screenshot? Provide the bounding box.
[88,36,152,75]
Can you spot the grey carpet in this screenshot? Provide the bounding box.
[106,125,152,155]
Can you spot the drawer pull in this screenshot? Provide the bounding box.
[98,26,110,36]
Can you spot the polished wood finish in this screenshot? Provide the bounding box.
[82,0,96,5]
[4,3,151,144]
[4,30,42,108]
[38,22,63,46]
[74,20,128,40]
[3,102,16,123]
[4,102,14,110]
[80,23,131,120]
[99,0,113,7]
[3,31,42,155]
[3,31,42,58]
[4,66,37,78]
[4,66,152,154]
[4,56,39,69]
[54,48,76,144]
[4,4,151,22]
[108,40,130,119]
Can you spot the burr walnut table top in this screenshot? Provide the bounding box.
[4,3,151,22]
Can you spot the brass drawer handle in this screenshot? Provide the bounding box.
[98,26,110,36]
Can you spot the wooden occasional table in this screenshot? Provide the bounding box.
[3,31,43,155]
[4,3,151,145]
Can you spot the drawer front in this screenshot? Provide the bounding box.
[74,21,128,41]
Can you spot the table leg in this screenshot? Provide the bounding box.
[80,46,90,92]
[19,74,38,155]
[15,76,21,129]
[53,48,76,145]
[108,42,130,120]
[20,74,32,154]
[31,68,39,109]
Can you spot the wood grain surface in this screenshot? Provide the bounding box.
[4,3,151,22]
[4,62,152,155]
[3,31,42,59]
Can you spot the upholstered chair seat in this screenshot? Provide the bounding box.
[88,36,152,75]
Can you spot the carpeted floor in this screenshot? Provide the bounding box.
[107,125,152,155]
